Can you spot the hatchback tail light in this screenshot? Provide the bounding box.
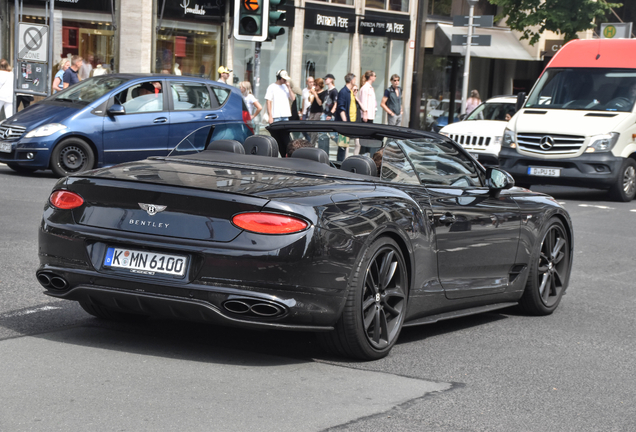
[242,109,254,134]
[232,212,309,234]
[49,190,84,209]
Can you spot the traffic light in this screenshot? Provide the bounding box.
[233,0,267,42]
[267,0,286,41]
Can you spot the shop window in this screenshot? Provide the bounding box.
[170,82,214,110]
[428,0,452,17]
[365,0,408,13]
[302,31,351,87]
[307,0,354,5]
[156,22,220,78]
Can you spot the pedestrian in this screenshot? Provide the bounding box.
[359,70,377,124]
[381,74,403,126]
[217,66,232,84]
[63,55,83,89]
[265,69,294,124]
[0,59,14,119]
[301,76,314,120]
[52,58,70,94]
[308,78,327,121]
[466,89,481,115]
[286,138,312,157]
[335,72,358,161]
[239,81,262,127]
[323,74,338,120]
[79,53,93,80]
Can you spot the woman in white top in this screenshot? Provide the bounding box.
[359,70,377,123]
[239,81,262,130]
[466,89,481,115]
[0,59,15,119]
[52,58,70,94]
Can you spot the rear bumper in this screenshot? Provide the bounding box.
[498,147,622,188]
[38,219,355,330]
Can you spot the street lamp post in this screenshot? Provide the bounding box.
[460,0,479,115]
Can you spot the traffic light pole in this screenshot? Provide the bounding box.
[254,42,261,101]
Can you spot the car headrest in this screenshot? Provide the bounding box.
[340,155,377,177]
[206,139,245,154]
[243,135,279,157]
[291,147,329,164]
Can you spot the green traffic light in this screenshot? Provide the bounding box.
[268,26,285,39]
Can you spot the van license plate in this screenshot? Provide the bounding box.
[528,167,561,177]
[104,247,187,277]
[0,141,11,153]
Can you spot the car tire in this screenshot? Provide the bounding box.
[318,237,409,360]
[7,163,38,174]
[608,158,636,202]
[519,217,571,316]
[50,138,95,177]
[79,300,148,322]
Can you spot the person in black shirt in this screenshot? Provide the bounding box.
[63,55,83,89]
[323,74,338,120]
[381,74,403,126]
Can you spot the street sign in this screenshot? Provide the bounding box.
[600,23,632,39]
[452,15,493,28]
[451,34,492,47]
[18,23,49,62]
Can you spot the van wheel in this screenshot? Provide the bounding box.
[51,138,95,177]
[608,158,636,202]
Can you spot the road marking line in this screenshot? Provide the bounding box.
[631,209,636,213]
[578,204,614,210]
[2,305,61,318]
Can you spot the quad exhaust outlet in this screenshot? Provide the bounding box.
[223,298,286,318]
[36,272,68,290]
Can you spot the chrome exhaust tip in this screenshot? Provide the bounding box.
[37,273,51,287]
[50,276,68,290]
[250,303,284,317]
[223,300,251,314]
[223,298,287,318]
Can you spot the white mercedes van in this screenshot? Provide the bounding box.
[498,39,636,201]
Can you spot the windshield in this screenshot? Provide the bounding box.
[168,123,254,157]
[466,102,517,121]
[51,76,129,105]
[525,68,636,112]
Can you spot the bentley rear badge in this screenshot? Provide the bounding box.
[139,203,167,216]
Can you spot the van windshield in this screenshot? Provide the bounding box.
[525,68,636,112]
[51,76,129,105]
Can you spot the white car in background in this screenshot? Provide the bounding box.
[439,96,518,166]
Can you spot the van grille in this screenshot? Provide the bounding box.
[517,133,584,155]
[449,134,492,149]
[0,124,26,141]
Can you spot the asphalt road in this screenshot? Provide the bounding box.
[1,164,635,432]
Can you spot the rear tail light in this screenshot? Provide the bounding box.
[49,190,84,209]
[232,212,309,234]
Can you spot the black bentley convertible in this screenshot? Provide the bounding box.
[37,121,573,360]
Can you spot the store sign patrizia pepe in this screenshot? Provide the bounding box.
[305,7,356,33]
[359,16,410,40]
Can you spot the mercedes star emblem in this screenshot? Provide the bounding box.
[539,135,555,151]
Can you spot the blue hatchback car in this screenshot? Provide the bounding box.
[0,74,252,176]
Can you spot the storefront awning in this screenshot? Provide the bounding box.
[434,23,535,61]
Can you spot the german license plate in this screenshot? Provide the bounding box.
[528,167,561,177]
[103,247,187,277]
[0,141,11,153]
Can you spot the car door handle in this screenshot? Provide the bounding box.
[439,213,456,225]
[153,117,168,123]
[205,114,218,120]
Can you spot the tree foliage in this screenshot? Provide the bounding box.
[488,0,622,45]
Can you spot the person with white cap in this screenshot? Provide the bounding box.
[218,66,232,84]
[265,69,294,124]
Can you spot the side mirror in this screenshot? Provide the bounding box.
[515,92,526,112]
[486,168,515,191]
[107,104,126,116]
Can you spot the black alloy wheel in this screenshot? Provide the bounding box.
[318,237,408,360]
[50,138,95,177]
[520,217,571,315]
[609,158,636,202]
